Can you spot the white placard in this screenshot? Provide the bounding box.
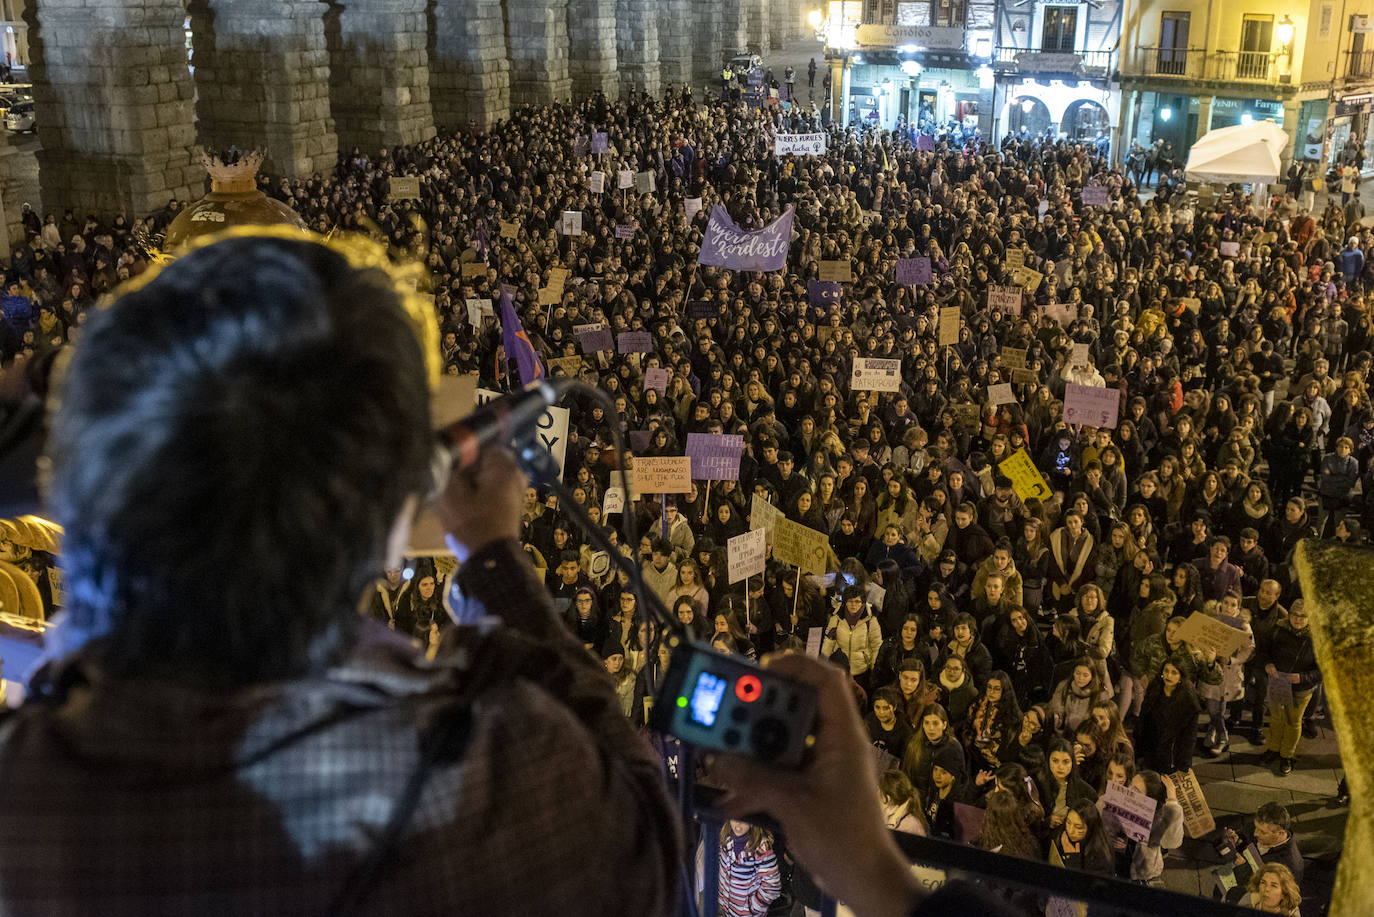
[728,529,768,584]
[465,297,493,328]
[851,357,902,392]
[602,486,626,517]
[589,171,605,194]
[476,388,569,474]
[987,383,1015,406]
[685,197,703,221]
[1071,342,1091,366]
[775,132,828,156]
[617,169,634,189]
[560,211,584,236]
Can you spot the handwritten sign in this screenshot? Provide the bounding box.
[1063,383,1119,429]
[634,170,655,194]
[634,456,692,493]
[819,260,852,283]
[560,210,583,236]
[1071,342,1091,366]
[500,220,519,239]
[987,383,1015,406]
[772,517,831,575]
[1174,612,1251,659]
[1220,240,1239,256]
[617,331,653,354]
[688,300,718,319]
[896,256,931,286]
[615,223,637,240]
[750,493,785,544]
[388,176,421,200]
[644,367,670,394]
[987,284,1022,314]
[477,388,568,475]
[550,355,584,377]
[1010,264,1043,293]
[577,328,614,353]
[938,306,960,346]
[1081,185,1110,207]
[591,131,609,154]
[1005,248,1025,270]
[1043,301,1077,327]
[1168,768,1215,839]
[602,486,626,517]
[462,261,488,279]
[953,402,982,434]
[465,297,494,328]
[851,357,902,392]
[686,432,745,481]
[807,626,823,658]
[589,171,605,194]
[999,448,1052,502]
[1101,781,1157,844]
[685,197,703,221]
[728,529,768,583]
[617,170,634,189]
[548,267,570,295]
[1000,347,1027,370]
[1267,672,1294,709]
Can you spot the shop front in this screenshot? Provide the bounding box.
[995,76,1117,150]
[845,57,988,133]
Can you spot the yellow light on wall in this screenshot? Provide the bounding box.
[808,8,824,29]
[1276,15,1295,48]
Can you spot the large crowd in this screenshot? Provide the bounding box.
[0,78,1362,917]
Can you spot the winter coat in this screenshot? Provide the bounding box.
[970,556,1025,609]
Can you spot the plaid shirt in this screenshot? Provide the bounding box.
[0,539,682,916]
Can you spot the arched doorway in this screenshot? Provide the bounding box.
[1007,96,1051,138]
[1063,99,1109,141]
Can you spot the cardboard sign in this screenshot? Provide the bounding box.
[591,131,609,154]
[549,355,584,377]
[1101,781,1158,844]
[644,367,670,394]
[589,171,605,194]
[462,261,488,279]
[851,357,902,392]
[806,626,823,658]
[634,170,655,194]
[1063,383,1120,429]
[1219,240,1239,256]
[477,387,568,475]
[987,383,1015,406]
[577,328,614,353]
[750,493,785,544]
[1081,185,1110,207]
[602,486,626,517]
[1010,264,1043,293]
[728,529,768,583]
[987,284,1022,314]
[634,456,692,493]
[685,197,703,221]
[388,176,421,200]
[686,432,745,481]
[772,517,830,575]
[938,306,960,346]
[1174,611,1251,659]
[615,223,637,240]
[999,448,1053,502]
[1267,672,1294,708]
[953,402,982,434]
[1168,768,1215,839]
[1071,342,1091,366]
[617,169,634,189]
[1000,347,1027,370]
[819,260,852,283]
[1043,301,1077,327]
[896,256,931,286]
[1005,248,1025,270]
[465,297,494,328]
[560,210,584,236]
[500,220,519,239]
[617,331,653,354]
[537,287,559,305]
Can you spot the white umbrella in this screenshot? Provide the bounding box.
[1184,120,1289,185]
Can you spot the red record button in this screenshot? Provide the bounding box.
[735,674,763,703]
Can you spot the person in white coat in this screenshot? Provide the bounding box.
[822,584,884,693]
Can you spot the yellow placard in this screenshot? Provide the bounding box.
[998,448,1052,502]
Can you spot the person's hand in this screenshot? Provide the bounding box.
[1050,813,1065,828]
[435,447,527,561]
[1265,663,1278,677]
[1112,835,1127,851]
[975,769,994,786]
[1289,672,1301,684]
[711,653,922,917]
[1224,827,1241,845]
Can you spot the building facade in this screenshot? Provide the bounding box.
[1118,0,1374,172]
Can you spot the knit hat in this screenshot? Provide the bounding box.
[931,742,966,781]
[600,641,625,661]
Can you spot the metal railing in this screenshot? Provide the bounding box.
[1346,49,1374,80]
[1135,47,1285,83]
[993,46,1114,72]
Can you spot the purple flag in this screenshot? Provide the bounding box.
[916,134,935,152]
[500,288,546,385]
[592,131,609,154]
[807,279,842,306]
[698,205,794,271]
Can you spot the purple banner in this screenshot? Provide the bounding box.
[686,433,745,481]
[807,279,843,306]
[916,134,935,152]
[578,329,614,353]
[698,204,794,271]
[617,331,654,354]
[896,257,931,286]
[592,131,609,154]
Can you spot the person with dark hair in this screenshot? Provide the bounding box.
[866,687,915,760]
[1126,770,1185,886]
[1136,654,1203,774]
[1222,801,1305,889]
[0,235,681,913]
[1049,800,1115,878]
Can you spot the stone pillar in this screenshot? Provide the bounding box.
[617,0,661,98]
[568,0,619,101]
[323,0,434,153]
[746,0,767,53]
[768,0,787,52]
[27,0,199,218]
[187,0,337,178]
[656,0,693,91]
[692,0,720,81]
[431,0,511,129]
[505,0,572,106]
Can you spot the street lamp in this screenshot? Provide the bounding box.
[808,8,823,29]
[1020,98,1034,113]
[1276,15,1295,64]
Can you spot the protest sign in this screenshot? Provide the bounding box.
[577,328,614,353]
[1081,185,1110,207]
[819,260,852,283]
[462,261,488,279]
[806,627,823,658]
[591,131,609,154]
[1043,301,1077,327]
[1180,296,1202,314]
[807,279,843,306]
[617,331,653,354]
[772,518,830,575]
[750,493,785,544]
[549,355,584,377]
[1220,240,1239,256]
[1168,768,1215,838]
[687,300,718,319]
[953,403,982,434]
[686,432,745,480]
[1010,264,1043,293]
[775,132,827,156]
[633,456,692,493]
[477,388,568,475]
[1101,781,1157,844]
[536,287,559,305]
[589,171,605,194]
[615,223,637,240]
[987,284,1022,314]
[1063,383,1120,429]
[684,197,703,221]
[559,211,583,236]
[548,267,570,294]
[916,133,935,151]
[644,367,670,394]
[987,383,1015,406]
[728,529,768,583]
[617,169,634,189]
[1174,612,1251,659]
[1000,347,1026,370]
[388,176,421,200]
[851,357,903,392]
[938,306,960,346]
[896,256,931,285]
[1071,342,1091,366]
[698,205,794,272]
[1005,248,1025,270]
[465,297,493,328]
[602,486,626,517]
[1267,672,1294,709]
[999,448,1052,502]
[634,170,655,194]
[500,220,519,239]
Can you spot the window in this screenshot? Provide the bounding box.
[1041,6,1078,52]
[1157,12,1190,74]
[1238,15,1273,79]
[931,0,966,28]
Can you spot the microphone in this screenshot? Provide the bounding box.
[433,378,572,474]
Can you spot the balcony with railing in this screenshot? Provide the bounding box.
[992,46,1113,77]
[1133,47,1288,84]
[1345,48,1374,81]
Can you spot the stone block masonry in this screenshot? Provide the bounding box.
[323,0,435,152]
[506,0,573,106]
[617,0,661,98]
[432,0,512,130]
[569,0,620,101]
